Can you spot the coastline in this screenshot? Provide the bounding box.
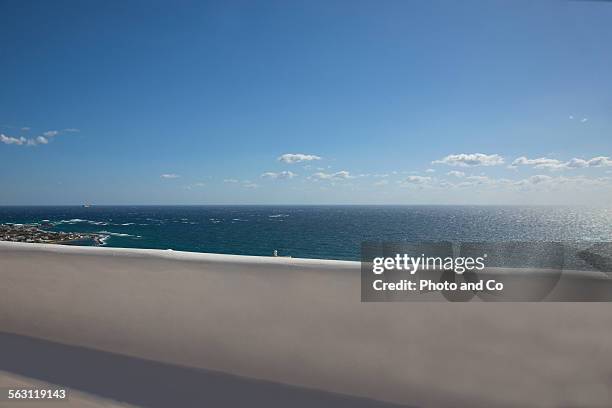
[0,223,104,246]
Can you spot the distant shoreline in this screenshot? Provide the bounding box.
[0,223,105,246]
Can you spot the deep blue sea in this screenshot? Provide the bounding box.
[1,206,611,261]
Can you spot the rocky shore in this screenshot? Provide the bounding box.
[0,223,104,245]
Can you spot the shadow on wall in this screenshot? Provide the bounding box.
[0,332,409,408]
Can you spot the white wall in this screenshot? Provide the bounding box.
[1,242,611,407]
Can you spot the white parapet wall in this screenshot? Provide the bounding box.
[1,241,611,407]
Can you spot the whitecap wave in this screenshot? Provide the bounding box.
[98,231,136,237]
[56,219,108,226]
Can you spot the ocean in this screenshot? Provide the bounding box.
[1,206,611,261]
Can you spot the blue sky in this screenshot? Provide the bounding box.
[1,0,611,205]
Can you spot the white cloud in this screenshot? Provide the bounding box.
[183,182,206,190]
[1,133,51,146]
[450,174,612,190]
[63,128,80,132]
[454,175,495,188]
[160,173,180,179]
[446,170,465,178]
[311,170,352,180]
[432,153,504,167]
[1,127,77,147]
[261,171,297,179]
[586,157,612,167]
[566,158,589,168]
[374,180,389,186]
[566,157,612,168]
[569,115,588,123]
[512,174,609,189]
[410,172,612,192]
[278,153,322,164]
[224,178,259,188]
[511,156,565,170]
[425,168,436,173]
[511,156,612,170]
[465,175,491,184]
[527,175,552,184]
[1,134,27,145]
[402,175,432,185]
